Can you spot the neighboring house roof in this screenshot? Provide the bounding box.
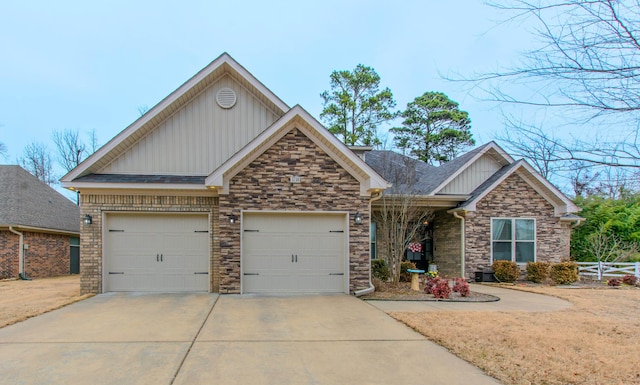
[61,52,290,185]
[0,165,80,234]
[206,105,389,196]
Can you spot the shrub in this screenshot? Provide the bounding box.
[622,274,638,286]
[452,278,470,297]
[372,259,390,282]
[526,261,550,283]
[492,260,521,283]
[425,276,451,299]
[549,261,579,285]
[400,261,417,282]
[608,278,622,287]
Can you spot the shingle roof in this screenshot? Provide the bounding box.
[74,174,206,184]
[363,150,437,194]
[0,165,80,233]
[364,142,508,196]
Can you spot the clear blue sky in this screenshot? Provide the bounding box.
[1,1,532,175]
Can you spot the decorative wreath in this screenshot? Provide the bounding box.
[408,242,422,253]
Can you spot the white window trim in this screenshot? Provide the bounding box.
[490,217,536,265]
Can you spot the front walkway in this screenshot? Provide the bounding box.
[366,283,572,313]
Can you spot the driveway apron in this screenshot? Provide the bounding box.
[0,293,501,385]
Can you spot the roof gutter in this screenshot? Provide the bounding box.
[354,190,384,297]
[8,226,29,280]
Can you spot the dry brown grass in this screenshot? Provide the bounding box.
[0,275,92,328]
[392,286,640,385]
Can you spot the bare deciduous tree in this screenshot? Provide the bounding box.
[18,142,55,185]
[52,128,86,173]
[0,142,7,160]
[88,128,99,154]
[587,225,638,264]
[371,153,433,283]
[461,1,640,171]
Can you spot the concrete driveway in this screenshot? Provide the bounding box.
[0,293,500,385]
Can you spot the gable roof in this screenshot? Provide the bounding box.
[428,141,513,195]
[365,142,579,215]
[453,159,580,215]
[365,142,513,196]
[0,166,80,234]
[61,53,289,185]
[363,150,437,194]
[205,105,389,196]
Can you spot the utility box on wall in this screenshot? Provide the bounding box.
[474,270,496,282]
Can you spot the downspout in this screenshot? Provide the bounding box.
[8,226,30,280]
[452,211,465,279]
[354,190,383,297]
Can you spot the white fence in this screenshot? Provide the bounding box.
[576,262,640,280]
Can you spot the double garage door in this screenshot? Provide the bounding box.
[105,214,209,292]
[242,213,347,294]
[103,212,347,294]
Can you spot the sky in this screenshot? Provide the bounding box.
[0,0,537,196]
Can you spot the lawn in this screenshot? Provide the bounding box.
[0,275,91,328]
[392,285,640,385]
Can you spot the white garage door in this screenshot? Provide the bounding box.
[105,213,209,292]
[242,213,347,294]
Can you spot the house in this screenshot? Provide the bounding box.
[0,165,80,279]
[61,53,580,295]
[364,145,582,279]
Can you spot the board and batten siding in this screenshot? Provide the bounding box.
[439,154,502,195]
[99,76,281,175]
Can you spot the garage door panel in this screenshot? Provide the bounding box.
[242,213,346,294]
[106,214,209,292]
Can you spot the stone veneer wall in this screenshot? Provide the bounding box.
[79,194,217,294]
[0,231,71,279]
[432,210,462,277]
[218,128,371,294]
[464,173,572,279]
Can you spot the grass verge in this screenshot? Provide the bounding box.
[392,286,640,385]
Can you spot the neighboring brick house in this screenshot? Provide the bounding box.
[0,165,80,279]
[365,144,582,280]
[61,53,579,295]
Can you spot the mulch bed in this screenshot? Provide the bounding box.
[361,281,499,302]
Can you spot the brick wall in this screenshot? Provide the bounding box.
[0,231,19,279]
[79,195,216,294]
[219,128,371,294]
[0,230,71,279]
[432,210,462,277]
[464,173,572,279]
[23,232,71,278]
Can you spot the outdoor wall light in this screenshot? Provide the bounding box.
[229,214,238,224]
[83,214,93,225]
[354,212,363,225]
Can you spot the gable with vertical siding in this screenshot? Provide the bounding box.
[99,76,280,175]
[438,154,502,194]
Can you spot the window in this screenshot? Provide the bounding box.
[491,218,535,263]
[370,222,377,259]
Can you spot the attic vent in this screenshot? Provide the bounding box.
[216,87,237,109]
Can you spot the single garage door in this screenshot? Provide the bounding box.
[242,213,347,294]
[105,213,209,292]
